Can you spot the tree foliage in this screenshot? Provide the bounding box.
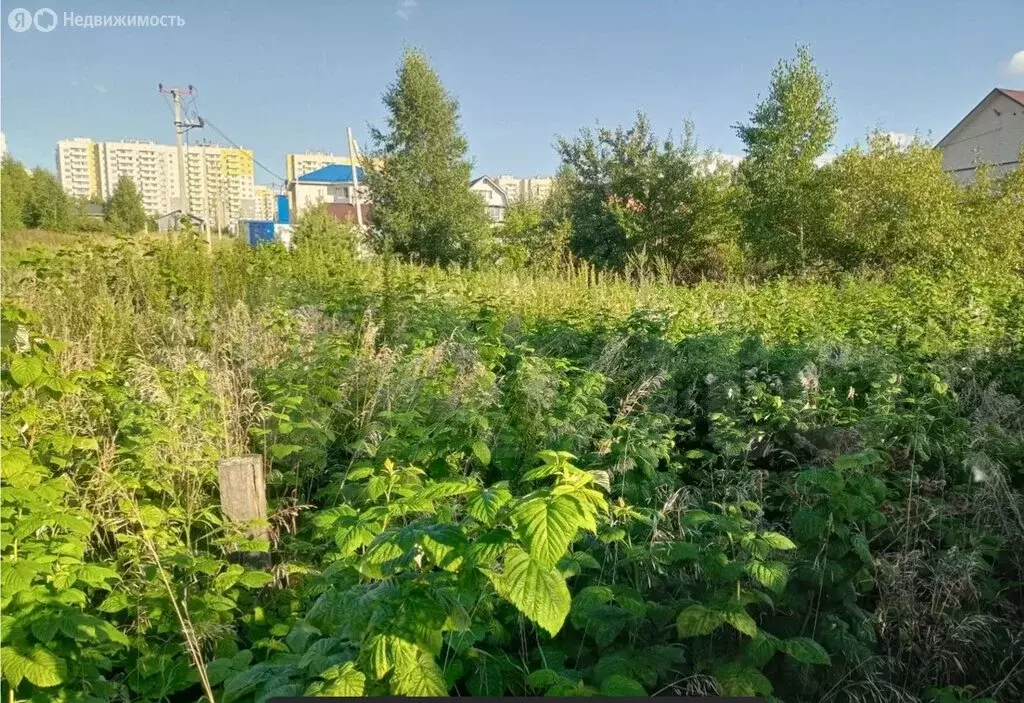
[366,49,490,266]
[24,169,74,233]
[556,114,742,278]
[1,157,32,231]
[735,45,836,274]
[105,176,147,234]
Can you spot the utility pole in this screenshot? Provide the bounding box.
[158,84,204,241]
[347,127,365,230]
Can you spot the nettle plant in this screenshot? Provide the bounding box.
[208,450,614,699]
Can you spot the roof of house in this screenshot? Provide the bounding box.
[296,164,366,183]
[469,176,508,202]
[998,88,1024,106]
[936,87,1024,148]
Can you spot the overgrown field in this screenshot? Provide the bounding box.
[2,234,1023,703]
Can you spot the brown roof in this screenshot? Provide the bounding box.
[997,88,1024,106]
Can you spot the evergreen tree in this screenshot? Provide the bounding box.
[25,168,73,232]
[735,46,836,274]
[1,156,32,231]
[105,176,147,234]
[366,49,490,265]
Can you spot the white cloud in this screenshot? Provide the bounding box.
[395,0,418,20]
[882,131,915,148]
[1006,50,1024,75]
[814,153,837,167]
[94,84,107,94]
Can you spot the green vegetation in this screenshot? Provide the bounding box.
[2,234,1023,702]
[2,45,1023,703]
[104,176,147,235]
[366,48,491,265]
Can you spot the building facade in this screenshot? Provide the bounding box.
[184,144,256,226]
[56,138,258,224]
[56,138,104,200]
[936,88,1024,183]
[491,175,554,203]
[252,185,283,221]
[285,152,355,182]
[96,140,179,214]
[290,164,369,218]
[469,176,509,222]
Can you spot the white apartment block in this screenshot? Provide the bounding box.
[285,152,354,182]
[492,175,554,203]
[55,138,257,224]
[97,140,179,214]
[184,144,256,226]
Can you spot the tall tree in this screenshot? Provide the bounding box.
[366,49,490,265]
[735,46,836,274]
[105,176,147,234]
[1,157,32,231]
[24,168,73,232]
[557,114,742,278]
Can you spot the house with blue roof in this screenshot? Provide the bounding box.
[290,163,370,219]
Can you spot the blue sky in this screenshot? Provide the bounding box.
[2,0,1023,185]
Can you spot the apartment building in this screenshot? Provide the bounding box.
[184,144,256,226]
[285,152,355,182]
[97,140,179,214]
[253,184,283,221]
[56,138,103,200]
[55,138,257,224]
[491,175,554,203]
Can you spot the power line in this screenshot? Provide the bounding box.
[200,116,286,185]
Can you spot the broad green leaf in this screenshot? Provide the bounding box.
[98,591,131,613]
[676,604,724,637]
[722,605,758,637]
[466,483,512,526]
[781,637,831,665]
[9,355,44,387]
[471,441,492,466]
[600,674,647,697]
[0,646,66,688]
[761,532,797,550]
[526,668,563,690]
[367,633,392,679]
[238,570,274,588]
[851,533,873,567]
[713,662,773,697]
[511,494,583,568]
[746,560,789,593]
[390,639,446,696]
[320,661,365,695]
[489,547,571,637]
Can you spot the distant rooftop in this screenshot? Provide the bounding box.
[296,164,366,183]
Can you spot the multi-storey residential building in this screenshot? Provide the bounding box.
[285,152,355,182]
[96,140,179,214]
[55,138,257,225]
[491,175,554,203]
[184,144,256,226]
[56,138,103,200]
[253,184,283,221]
